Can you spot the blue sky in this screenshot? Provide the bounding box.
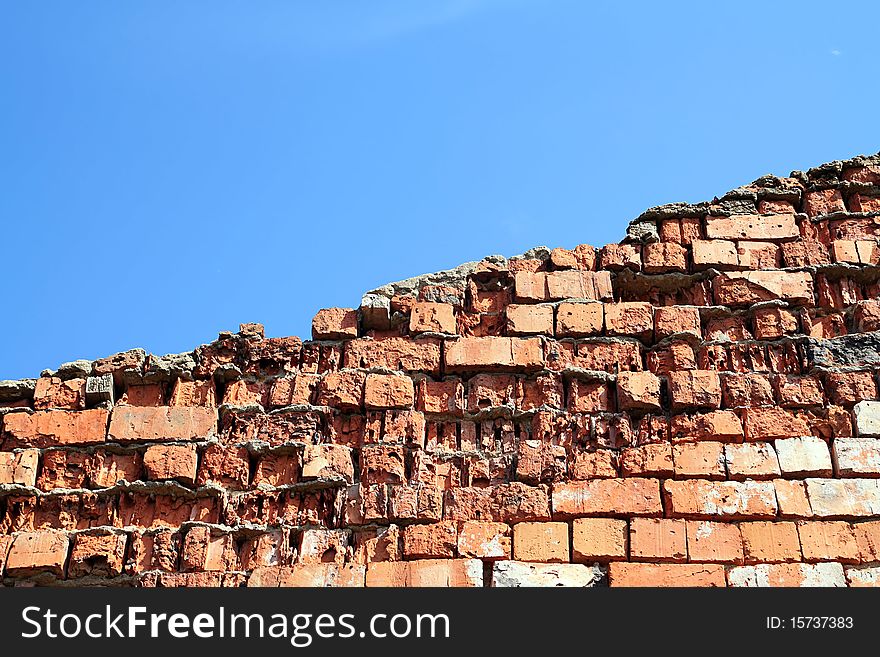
[1,1,877,379]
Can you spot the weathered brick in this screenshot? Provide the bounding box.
[492,561,603,587]
[832,438,880,477]
[686,520,743,564]
[619,443,673,477]
[3,409,109,449]
[68,531,127,578]
[571,517,627,562]
[630,518,687,562]
[514,270,613,302]
[805,478,880,517]
[724,442,780,480]
[402,522,458,559]
[798,521,859,563]
[249,564,365,587]
[410,302,456,334]
[312,307,359,340]
[654,306,701,340]
[456,521,511,559]
[5,531,70,577]
[740,521,801,563]
[555,302,603,337]
[774,436,832,477]
[344,337,442,374]
[0,448,39,487]
[364,374,415,410]
[663,480,778,519]
[512,521,569,563]
[672,442,725,479]
[713,271,813,305]
[552,478,661,517]
[616,371,661,411]
[608,562,725,587]
[506,303,554,335]
[728,562,846,587]
[642,242,687,273]
[444,337,544,372]
[107,406,216,442]
[705,213,797,240]
[143,445,198,485]
[365,559,483,587]
[668,370,721,410]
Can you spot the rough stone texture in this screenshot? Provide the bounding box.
[3,152,880,587]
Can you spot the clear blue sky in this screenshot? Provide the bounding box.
[1,1,877,379]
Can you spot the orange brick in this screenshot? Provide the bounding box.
[823,371,877,406]
[364,374,415,409]
[663,480,778,519]
[571,517,627,562]
[604,302,653,340]
[143,444,198,485]
[721,372,774,408]
[316,370,366,410]
[33,376,85,410]
[121,384,166,406]
[724,442,780,480]
[552,478,662,517]
[737,241,780,269]
[312,307,359,340]
[686,520,743,564]
[740,521,801,563]
[444,337,544,372]
[69,531,127,578]
[268,374,318,407]
[854,520,880,561]
[456,521,511,560]
[410,302,456,334]
[616,371,661,411]
[249,564,365,587]
[669,410,744,443]
[169,379,216,407]
[705,213,797,240]
[608,562,725,587]
[513,270,613,302]
[673,442,725,479]
[555,302,603,337]
[512,521,569,563]
[654,306,701,339]
[619,443,673,477]
[223,379,268,406]
[402,521,458,559]
[642,242,688,273]
[344,336,442,374]
[742,407,810,441]
[713,271,813,306]
[797,521,859,563]
[803,188,845,216]
[0,448,39,487]
[2,409,109,449]
[692,239,738,269]
[365,559,482,587]
[417,378,464,415]
[668,370,721,410]
[5,531,70,577]
[774,479,813,518]
[506,304,554,335]
[630,518,687,562]
[568,379,613,413]
[753,307,798,339]
[773,374,824,408]
[107,406,216,442]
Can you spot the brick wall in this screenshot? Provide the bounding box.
[3,153,880,587]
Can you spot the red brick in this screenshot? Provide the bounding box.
[742,407,811,441]
[848,194,880,214]
[181,526,238,571]
[753,307,797,339]
[443,483,551,523]
[5,531,69,577]
[798,521,859,563]
[604,302,653,340]
[360,445,405,485]
[268,374,319,407]
[169,379,216,407]
[668,370,721,411]
[514,270,612,302]
[364,374,415,410]
[740,521,801,563]
[668,411,743,443]
[803,188,845,216]
[0,448,38,487]
[298,528,350,564]
[365,559,482,587]
[315,370,365,410]
[512,521,569,562]
[705,213,797,240]
[616,371,661,411]
[571,517,627,562]
[547,339,642,373]
[663,479,778,518]
[249,564,365,587]
[33,377,85,410]
[197,444,250,489]
[713,271,813,305]
[854,300,880,333]
[3,409,109,449]
[68,531,127,578]
[774,479,813,518]
[642,242,687,273]
[121,384,166,406]
[222,379,268,407]
[619,443,674,477]
[773,375,824,408]
[672,442,725,479]
[418,378,464,415]
[630,517,687,562]
[410,302,456,334]
[737,241,781,269]
[824,371,877,406]
[568,450,617,480]
[724,442,780,480]
[312,307,359,340]
[302,444,354,483]
[692,239,738,269]
[143,444,198,485]
[721,373,774,408]
[599,243,641,270]
[608,562,725,587]
[252,453,300,486]
[344,337,442,374]
[567,379,612,413]
[555,302,603,337]
[654,306,701,340]
[457,521,511,559]
[506,304,553,336]
[686,520,743,564]
[107,406,216,442]
[444,337,543,372]
[552,478,661,517]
